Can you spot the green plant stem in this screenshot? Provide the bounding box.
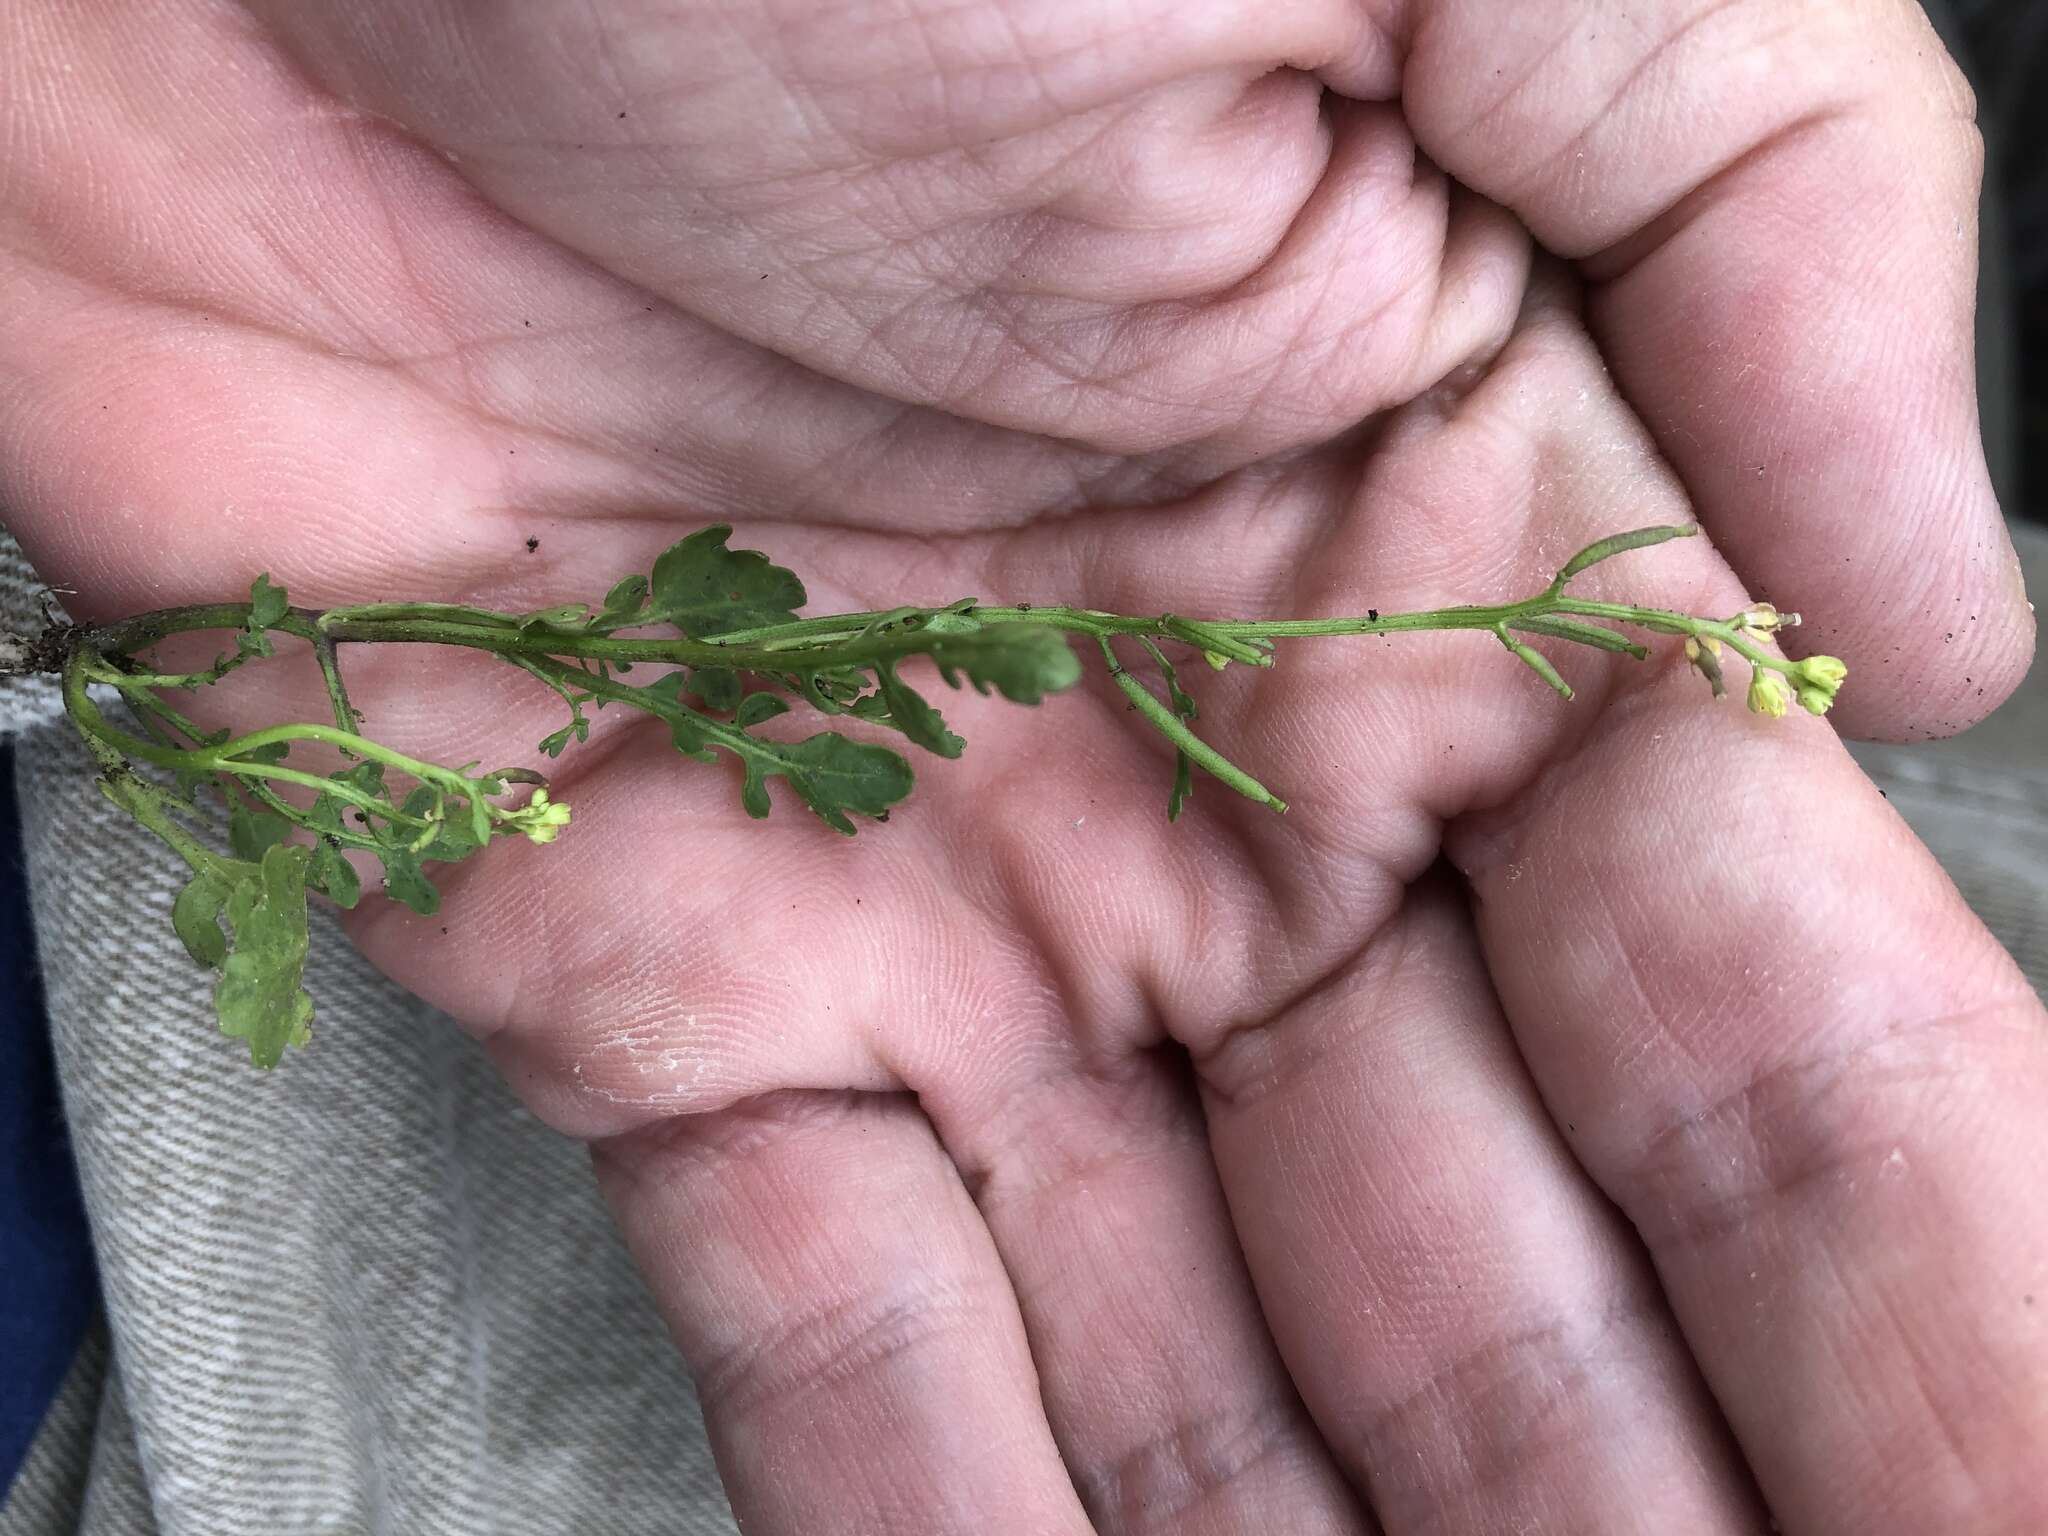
[56,521,1805,839]
[77,590,1775,677]
[67,652,456,828]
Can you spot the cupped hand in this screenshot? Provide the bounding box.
[4,2,2043,1532]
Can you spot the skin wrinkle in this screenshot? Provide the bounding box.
[948,1050,1194,1214]
[1490,0,1765,218]
[1581,105,1852,281]
[1355,1292,1637,1526]
[247,8,1500,460]
[1630,993,2045,1256]
[1419,3,1579,150]
[1191,913,1411,1112]
[696,1253,994,1424]
[1076,1399,1325,1535]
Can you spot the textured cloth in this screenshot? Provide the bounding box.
[0,535,734,1534]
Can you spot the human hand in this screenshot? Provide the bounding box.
[4,2,2042,1532]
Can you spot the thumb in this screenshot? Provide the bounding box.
[1395,0,2032,739]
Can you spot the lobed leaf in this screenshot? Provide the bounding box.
[247,573,289,628]
[925,624,1082,705]
[172,870,232,969]
[380,846,440,915]
[867,660,964,758]
[684,666,742,712]
[596,574,650,627]
[213,844,317,1068]
[308,840,361,909]
[237,574,289,660]
[734,692,790,728]
[228,807,293,863]
[738,731,915,835]
[647,525,806,638]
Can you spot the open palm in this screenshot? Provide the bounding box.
[5,2,2044,1532]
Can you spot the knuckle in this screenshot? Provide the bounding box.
[1068,1400,1310,1534]
[1626,994,2041,1255]
[694,1269,994,1424]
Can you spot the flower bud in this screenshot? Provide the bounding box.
[1788,654,1847,715]
[515,787,573,844]
[1746,668,1791,717]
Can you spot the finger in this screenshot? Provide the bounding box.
[1449,652,2048,1530]
[592,1090,1096,1535]
[1399,0,2034,737]
[242,0,1530,465]
[919,1047,1373,1534]
[1195,873,1766,1533]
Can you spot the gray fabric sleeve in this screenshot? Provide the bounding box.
[0,530,734,1535]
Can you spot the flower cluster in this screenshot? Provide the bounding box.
[1684,604,1845,719]
[505,786,573,844]
[1786,654,1847,716]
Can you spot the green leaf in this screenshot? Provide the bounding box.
[228,807,293,863]
[647,525,806,638]
[248,573,289,628]
[213,845,316,1068]
[396,788,482,862]
[466,790,492,848]
[925,624,1082,705]
[794,668,865,714]
[333,760,388,798]
[870,660,964,758]
[734,693,790,728]
[309,840,361,909]
[237,574,288,660]
[738,731,914,835]
[380,847,440,915]
[684,666,742,712]
[594,574,649,627]
[172,870,231,968]
[172,762,218,802]
[304,792,347,836]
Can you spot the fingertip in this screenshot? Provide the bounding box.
[1798,508,2035,743]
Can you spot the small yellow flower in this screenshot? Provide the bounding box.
[1788,654,1848,715]
[515,787,573,844]
[1747,668,1791,717]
